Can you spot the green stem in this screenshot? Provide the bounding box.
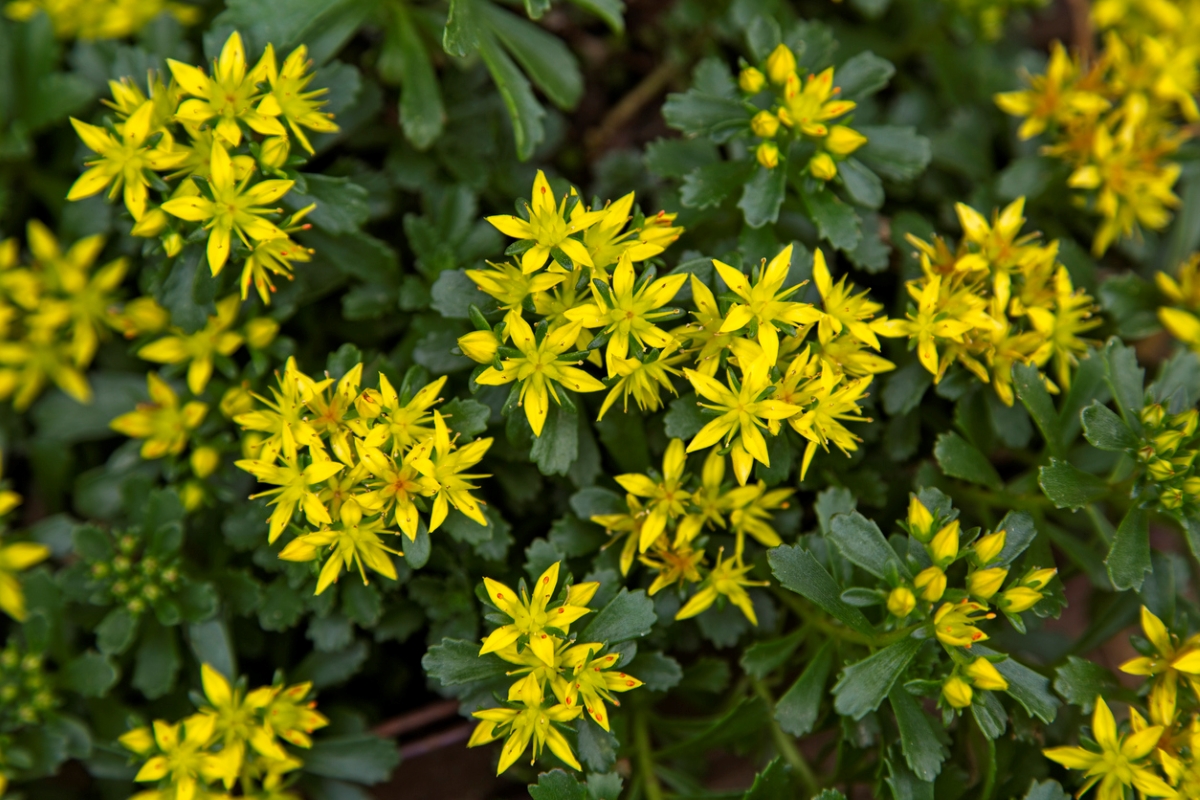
[751,678,819,797]
[774,588,921,649]
[979,725,997,800]
[634,706,664,800]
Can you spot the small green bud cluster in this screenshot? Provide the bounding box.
[1136,404,1200,514]
[0,643,56,730]
[86,530,181,616]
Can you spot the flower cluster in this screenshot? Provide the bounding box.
[466,172,892,485]
[0,641,58,795]
[233,359,493,594]
[878,495,1055,713]
[0,222,126,410]
[0,453,46,622]
[879,196,1100,403]
[995,5,1196,255]
[3,0,197,40]
[1044,606,1200,799]
[736,43,867,179]
[1130,403,1200,517]
[590,439,777,625]
[1156,253,1200,352]
[119,663,327,800]
[67,31,338,302]
[469,562,642,774]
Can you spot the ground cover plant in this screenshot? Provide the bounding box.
[1,0,1200,798]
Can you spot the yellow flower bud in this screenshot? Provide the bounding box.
[973,530,1006,565]
[190,446,220,479]
[1172,409,1198,437]
[998,586,1042,614]
[1184,476,1200,497]
[355,388,383,419]
[1141,404,1164,427]
[914,566,946,602]
[928,520,960,567]
[1022,567,1057,590]
[244,317,280,350]
[220,383,255,418]
[808,152,837,181]
[260,136,290,169]
[180,481,205,511]
[1162,488,1184,509]
[163,231,183,258]
[887,586,916,618]
[907,497,934,542]
[458,330,500,364]
[963,658,1008,691]
[967,567,1008,601]
[130,208,169,238]
[756,141,780,169]
[738,66,766,94]
[1148,458,1176,480]
[751,110,780,138]
[765,44,796,85]
[825,125,868,156]
[942,675,973,708]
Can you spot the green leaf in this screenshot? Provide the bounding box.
[1107,506,1151,591]
[833,637,925,720]
[1053,656,1120,712]
[775,640,833,736]
[739,164,787,228]
[566,0,623,32]
[834,52,894,100]
[768,545,875,637]
[215,0,374,64]
[480,3,583,110]
[1023,780,1070,800]
[662,89,750,142]
[61,652,118,698]
[974,645,1058,723]
[404,522,432,569]
[992,511,1038,567]
[664,392,707,439]
[838,158,884,209]
[971,689,1007,740]
[32,373,147,444]
[529,769,587,800]
[645,137,719,179]
[856,125,931,182]
[625,650,682,692]
[681,161,756,209]
[476,27,544,161]
[579,588,656,644]
[883,361,932,416]
[814,487,856,535]
[423,638,510,686]
[442,398,492,440]
[531,405,579,476]
[1103,338,1145,432]
[96,608,138,655]
[443,0,481,55]
[1038,459,1107,510]
[294,640,369,688]
[132,620,180,700]
[305,734,400,784]
[800,184,862,252]
[740,628,805,679]
[1014,363,1062,457]
[828,511,911,581]
[657,696,768,758]
[430,269,478,319]
[996,155,1056,202]
[742,758,795,800]
[258,579,305,631]
[187,619,236,680]
[1081,401,1137,451]
[889,685,946,781]
[381,4,444,148]
[284,174,368,234]
[1099,274,1161,341]
[933,432,1002,489]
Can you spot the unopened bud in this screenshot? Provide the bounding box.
[738,67,766,94]
[887,586,916,618]
[765,44,796,85]
[808,152,837,181]
[942,675,973,708]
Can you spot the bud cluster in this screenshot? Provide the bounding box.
[1135,404,1200,515]
[76,524,186,618]
[0,644,56,731]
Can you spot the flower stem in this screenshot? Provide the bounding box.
[634,705,664,800]
[751,677,819,797]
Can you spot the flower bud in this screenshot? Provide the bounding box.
[1141,404,1165,428]
[1147,458,1176,480]
[973,530,1006,565]
[887,586,916,618]
[1172,409,1198,437]
[929,520,960,567]
[756,141,780,169]
[914,566,946,602]
[1022,567,1057,590]
[355,388,383,419]
[163,231,183,258]
[190,446,220,479]
[942,675,973,708]
[907,497,934,542]
[220,383,255,418]
[458,330,500,364]
[1161,488,1184,509]
[765,44,797,85]
[967,567,1007,601]
[180,481,205,511]
[1184,476,1200,497]
[963,658,1008,691]
[825,125,868,155]
[260,136,290,169]
[751,110,780,138]
[998,586,1042,614]
[738,67,766,94]
[245,317,280,349]
[130,208,169,238]
[808,152,837,181]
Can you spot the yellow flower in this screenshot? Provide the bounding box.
[475,314,606,437]
[1120,606,1200,693]
[0,534,50,621]
[138,295,245,394]
[468,698,582,775]
[67,100,188,220]
[5,0,199,39]
[641,541,706,595]
[684,356,801,485]
[486,171,607,274]
[811,248,885,351]
[257,44,340,154]
[355,440,430,540]
[933,600,994,648]
[259,681,328,748]
[887,586,916,618]
[556,643,642,731]
[713,244,820,363]
[914,565,947,602]
[1043,695,1174,800]
[1026,267,1100,390]
[994,42,1110,140]
[168,31,286,146]
[479,562,597,666]
[411,411,493,531]
[233,357,324,460]
[466,261,565,312]
[597,343,686,420]
[786,366,872,479]
[197,664,286,768]
[128,715,240,797]
[234,452,344,543]
[675,548,767,625]
[110,372,208,459]
[875,274,973,379]
[362,373,446,456]
[825,125,867,155]
[278,499,402,594]
[780,67,856,137]
[615,439,691,552]
[566,252,685,362]
[240,206,315,303]
[161,140,294,275]
[726,480,792,549]
[575,193,678,274]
